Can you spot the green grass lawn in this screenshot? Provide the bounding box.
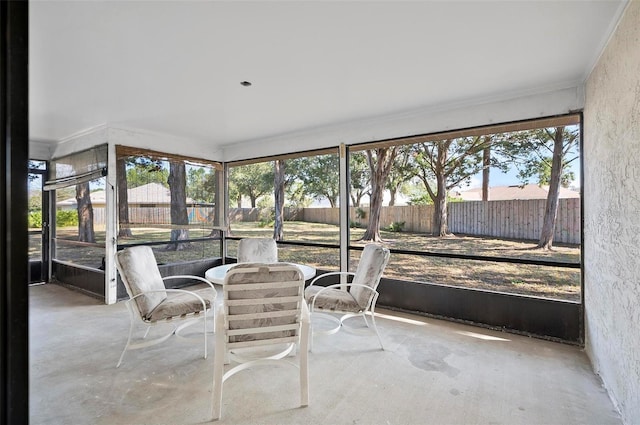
[48,220,581,302]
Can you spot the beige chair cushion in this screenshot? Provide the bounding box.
[304,286,361,313]
[147,289,215,322]
[237,238,278,263]
[349,244,391,309]
[116,246,167,319]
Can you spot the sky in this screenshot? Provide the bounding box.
[465,162,581,190]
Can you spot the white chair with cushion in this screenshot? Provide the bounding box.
[212,262,309,421]
[114,245,217,367]
[237,237,278,263]
[304,243,390,350]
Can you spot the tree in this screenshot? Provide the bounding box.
[125,158,168,188]
[502,126,579,249]
[349,153,371,208]
[75,182,95,243]
[187,167,211,203]
[270,157,314,240]
[481,137,492,202]
[361,147,398,241]
[297,155,340,207]
[385,145,416,206]
[167,161,190,250]
[116,158,132,238]
[228,163,273,208]
[273,159,286,241]
[413,136,498,236]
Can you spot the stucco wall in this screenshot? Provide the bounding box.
[584,1,640,423]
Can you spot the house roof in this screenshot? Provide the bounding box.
[456,184,580,201]
[57,183,194,206]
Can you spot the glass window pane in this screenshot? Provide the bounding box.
[228,150,340,264]
[348,121,581,301]
[28,173,44,262]
[117,153,221,264]
[54,177,106,269]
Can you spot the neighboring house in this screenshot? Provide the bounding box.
[454,184,580,201]
[56,182,195,210]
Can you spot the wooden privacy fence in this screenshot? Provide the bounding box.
[90,199,580,244]
[301,198,581,244]
[447,198,580,244]
[92,206,217,226]
[227,207,300,222]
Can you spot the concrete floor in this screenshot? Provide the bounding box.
[30,283,621,425]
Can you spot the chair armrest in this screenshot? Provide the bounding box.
[301,299,310,324]
[307,271,355,287]
[162,275,217,293]
[127,288,209,314]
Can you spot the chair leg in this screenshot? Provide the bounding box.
[212,312,225,421]
[203,311,208,360]
[300,321,310,406]
[368,312,384,351]
[212,353,224,420]
[116,316,136,368]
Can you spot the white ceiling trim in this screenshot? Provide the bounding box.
[221,84,584,162]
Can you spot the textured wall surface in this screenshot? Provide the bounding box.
[584,1,640,423]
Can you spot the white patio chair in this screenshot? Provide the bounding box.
[114,245,217,368]
[237,237,278,263]
[304,243,390,351]
[212,262,309,421]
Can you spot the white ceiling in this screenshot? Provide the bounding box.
[29,0,627,153]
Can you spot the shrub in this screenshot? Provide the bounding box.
[257,208,275,228]
[28,211,43,228]
[386,221,405,232]
[56,210,78,227]
[29,210,79,228]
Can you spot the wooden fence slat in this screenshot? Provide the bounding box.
[87,198,580,243]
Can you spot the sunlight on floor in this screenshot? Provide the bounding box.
[455,330,511,341]
[374,312,428,326]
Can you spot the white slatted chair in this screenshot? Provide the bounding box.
[212,263,309,421]
[304,243,390,351]
[237,237,278,263]
[114,245,217,367]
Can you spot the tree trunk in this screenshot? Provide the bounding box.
[430,144,451,237]
[350,191,365,208]
[432,173,450,236]
[250,195,257,208]
[362,148,396,241]
[388,189,396,206]
[273,160,285,241]
[116,158,133,238]
[167,161,190,251]
[537,127,564,250]
[363,170,384,241]
[482,145,490,202]
[225,210,235,237]
[236,194,242,208]
[75,182,95,243]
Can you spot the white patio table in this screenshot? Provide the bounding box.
[205,262,316,285]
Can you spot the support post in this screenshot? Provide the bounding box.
[339,144,349,286]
